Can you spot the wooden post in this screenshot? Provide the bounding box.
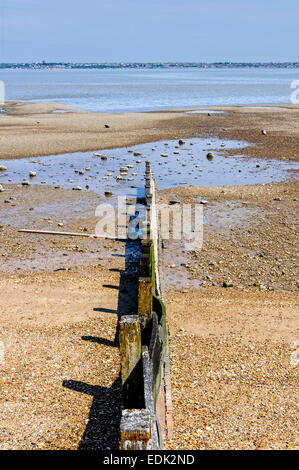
[119,316,143,408]
[120,409,152,450]
[138,277,152,326]
[139,253,151,277]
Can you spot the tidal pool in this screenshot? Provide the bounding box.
[185,110,224,114]
[0,138,298,197]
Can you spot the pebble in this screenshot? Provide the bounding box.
[29,171,36,177]
[0,165,7,171]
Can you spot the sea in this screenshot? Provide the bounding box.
[1,68,298,113]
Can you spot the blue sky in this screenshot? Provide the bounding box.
[0,0,298,62]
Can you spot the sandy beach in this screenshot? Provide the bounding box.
[1,101,299,160]
[0,102,298,450]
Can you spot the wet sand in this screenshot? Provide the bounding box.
[0,102,298,450]
[1,101,299,161]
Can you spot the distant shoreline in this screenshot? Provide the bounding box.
[1,62,299,70]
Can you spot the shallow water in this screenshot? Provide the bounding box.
[1,68,297,113]
[0,138,298,197]
[242,106,285,110]
[185,110,224,114]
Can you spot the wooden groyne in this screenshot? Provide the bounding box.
[119,161,172,450]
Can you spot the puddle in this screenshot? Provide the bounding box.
[185,110,224,114]
[1,250,101,273]
[52,110,73,114]
[163,240,203,289]
[203,200,259,229]
[0,138,298,197]
[242,106,285,110]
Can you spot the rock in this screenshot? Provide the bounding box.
[223,280,233,288]
[261,129,267,135]
[273,197,281,201]
[104,124,110,128]
[200,199,208,205]
[57,223,64,227]
[0,184,3,192]
[206,152,214,160]
[161,154,168,158]
[22,180,30,186]
[29,171,36,177]
[101,155,107,160]
[178,139,185,145]
[105,190,112,197]
[134,152,142,156]
[0,165,7,171]
[72,186,82,190]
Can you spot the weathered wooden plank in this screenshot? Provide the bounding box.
[18,228,126,240]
